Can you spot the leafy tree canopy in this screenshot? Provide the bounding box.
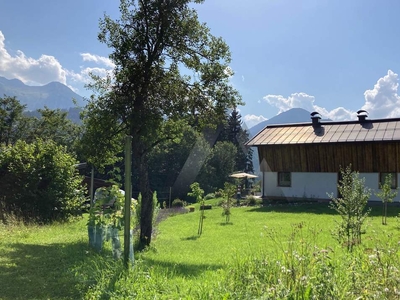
[82,0,242,247]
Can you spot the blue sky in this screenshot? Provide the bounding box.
[1,0,400,128]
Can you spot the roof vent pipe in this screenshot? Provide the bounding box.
[310,111,321,128]
[357,109,368,123]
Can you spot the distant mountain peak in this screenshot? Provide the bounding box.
[0,76,84,110]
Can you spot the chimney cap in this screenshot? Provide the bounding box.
[357,109,368,116]
[310,111,320,117]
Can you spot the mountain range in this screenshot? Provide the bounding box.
[0,76,84,111]
[1,76,316,130]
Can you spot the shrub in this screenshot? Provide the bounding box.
[0,139,84,223]
[171,198,185,208]
[329,165,371,251]
[204,193,215,200]
[244,195,262,206]
[214,190,223,198]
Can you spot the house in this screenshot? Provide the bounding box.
[246,111,400,202]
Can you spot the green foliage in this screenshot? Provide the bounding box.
[376,173,398,225]
[85,0,242,247]
[244,195,262,206]
[197,141,237,193]
[171,198,186,208]
[219,182,235,223]
[88,185,136,230]
[28,107,81,153]
[204,193,215,200]
[329,165,371,251]
[223,108,254,174]
[152,191,160,226]
[0,139,84,223]
[188,182,205,235]
[188,182,204,204]
[77,100,124,172]
[0,95,27,145]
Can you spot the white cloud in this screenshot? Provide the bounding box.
[362,70,400,118]
[264,92,354,121]
[80,53,115,68]
[0,31,67,85]
[243,114,268,128]
[264,92,316,113]
[68,67,112,84]
[263,70,400,121]
[0,30,114,93]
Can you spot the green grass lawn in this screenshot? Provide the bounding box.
[146,202,400,280]
[1,202,400,299]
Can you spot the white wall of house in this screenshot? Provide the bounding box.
[263,172,338,200]
[359,173,400,202]
[262,172,400,202]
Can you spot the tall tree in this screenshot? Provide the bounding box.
[219,108,254,174]
[0,96,26,145]
[28,107,81,152]
[83,0,242,248]
[197,141,237,193]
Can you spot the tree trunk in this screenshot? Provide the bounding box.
[136,150,154,249]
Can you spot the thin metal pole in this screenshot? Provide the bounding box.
[169,187,172,208]
[123,136,132,268]
[90,166,94,208]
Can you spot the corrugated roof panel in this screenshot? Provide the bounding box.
[290,126,313,144]
[276,126,297,144]
[246,119,400,146]
[259,127,280,144]
[338,124,356,142]
[365,124,378,141]
[329,125,345,143]
[356,126,368,141]
[319,125,335,143]
[268,127,290,144]
[383,122,396,140]
[393,122,400,140]
[347,124,361,141]
[297,127,314,143]
[312,126,325,143]
[374,122,388,141]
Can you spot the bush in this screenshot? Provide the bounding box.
[204,193,215,200]
[171,198,185,208]
[244,195,262,206]
[214,190,223,198]
[0,139,85,223]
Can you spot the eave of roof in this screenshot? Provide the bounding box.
[246,117,400,146]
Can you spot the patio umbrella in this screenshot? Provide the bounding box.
[229,172,258,179]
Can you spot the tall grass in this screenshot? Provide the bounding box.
[2,202,400,299]
[80,203,400,299]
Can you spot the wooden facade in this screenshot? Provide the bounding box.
[258,141,400,173]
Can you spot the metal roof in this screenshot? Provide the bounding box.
[246,118,400,146]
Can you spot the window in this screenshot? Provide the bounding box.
[278,172,291,187]
[379,172,397,189]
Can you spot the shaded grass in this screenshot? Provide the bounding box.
[0,218,90,300]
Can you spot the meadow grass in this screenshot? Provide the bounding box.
[1,201,400,299]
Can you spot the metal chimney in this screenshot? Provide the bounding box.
[357,110,368,123]
[310,111,321,128]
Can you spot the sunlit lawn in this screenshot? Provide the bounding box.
[145,201,400,279]
[1,201,400,299]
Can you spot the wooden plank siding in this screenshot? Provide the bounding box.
[258,142,400,173]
